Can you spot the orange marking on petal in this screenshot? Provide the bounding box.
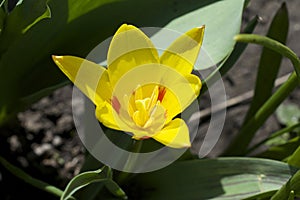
[140,136,151,140]
[111,96,121,114]
[158,86,166,102]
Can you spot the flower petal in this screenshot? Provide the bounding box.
[161,74,201,123]
[52,55,110,107]
[107,24,159,86]
[95,102,120,130]
[160,26,205,75]
[153,118,191,148]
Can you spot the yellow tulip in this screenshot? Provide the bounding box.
[52,24,204,148]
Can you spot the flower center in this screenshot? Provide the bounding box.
[128,85,167,132]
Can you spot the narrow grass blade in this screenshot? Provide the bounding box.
[243,3,289,123]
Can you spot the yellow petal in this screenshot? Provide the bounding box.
[161,74,201,123]
[95,102,120,130]
[160,88,181,123]
[96,70,113,103]
[153,118,191,148]
[52,55,109,106]
[107,24,159,86]
[160,26,205,75]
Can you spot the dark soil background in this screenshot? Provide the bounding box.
[0,0,299,199]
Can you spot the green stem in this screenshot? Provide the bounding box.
[225,73,299,155]
[224,34,300,155]
[234,34,300,81]
[247,122,300,154]
[0,155,63,197]
[271,170,300,200]
[116,140,143,184]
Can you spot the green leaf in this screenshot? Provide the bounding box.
[242,190,277,200]
[258,137,300,161]
[0,7,5,34]
[271,170,300,199]
[159,0,245,69]
[105,180,127,200]
[0,0,51,52]
[69,163,127,200]
[0,155,63,198]
[247,122,300,154]
[287,146,300,168]
[61,167,107,200]
[243,2,289,123]
[20,80,69,108]
[201,15,259,95]
[224,75,299,156]
[276,103,300,126]
[73,152,105,200]
[131,157,298,200]
[225,3,290,155]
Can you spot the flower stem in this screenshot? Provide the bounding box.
[116,140,143,184]
[0,155,63,197]
[224,34,300,155]
[234,34,300,80]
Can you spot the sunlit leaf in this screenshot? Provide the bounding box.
[131,158,297,200]
[61,166,127,200]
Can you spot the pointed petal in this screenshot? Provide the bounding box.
[96,70,113,103]
[52,55,111,107]
[153,118,191,148]
[107,24,159,86]
[95,102,121,130]
[162,74,201,123]
[160,26,205,75]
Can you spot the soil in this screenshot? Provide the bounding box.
[0,0,299,199]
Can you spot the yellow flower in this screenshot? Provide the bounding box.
[52,24,204,148]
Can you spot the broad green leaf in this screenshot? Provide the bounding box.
[0,0,245,124]
[243,2,289,123]
[130,157,297,200]
[201,15,259,95]
[156,0,245,69]
[242,190,277,200]
[258,137,300,161]
[20,80,69,108]
[276,103,300,126]
[271,170,300,199]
